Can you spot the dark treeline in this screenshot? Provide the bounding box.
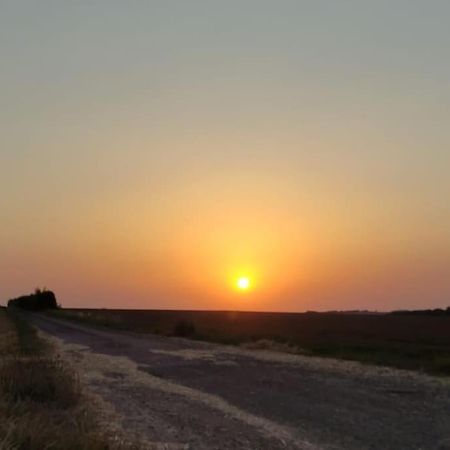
[390,307,450,316]
[7,288,59,311]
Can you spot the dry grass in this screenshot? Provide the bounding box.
[0,357,80,406]
[0,308,130,450]
[0,311,18,355]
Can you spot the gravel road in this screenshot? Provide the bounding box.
[30,314,449,450]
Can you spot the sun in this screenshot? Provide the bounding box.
[236,276,251,291]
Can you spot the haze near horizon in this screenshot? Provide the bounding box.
[1,1,449,312]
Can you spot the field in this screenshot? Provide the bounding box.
[52,308,450,376]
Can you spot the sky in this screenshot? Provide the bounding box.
[1,1,449,311]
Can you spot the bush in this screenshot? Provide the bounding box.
[7,288,59,311]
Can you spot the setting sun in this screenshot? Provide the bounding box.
[236,277,251,291]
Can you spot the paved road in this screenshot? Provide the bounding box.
[31,314,449,450]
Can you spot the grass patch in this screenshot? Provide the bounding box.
[0,357,79,406]
[0,309,128,450]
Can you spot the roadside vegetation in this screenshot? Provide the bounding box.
[7,288,59,311]
[0,307,126,450]
[49,308,450,376]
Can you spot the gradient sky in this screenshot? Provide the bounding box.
[1,1,449,311]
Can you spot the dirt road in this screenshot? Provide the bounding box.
[30,314,449,450]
